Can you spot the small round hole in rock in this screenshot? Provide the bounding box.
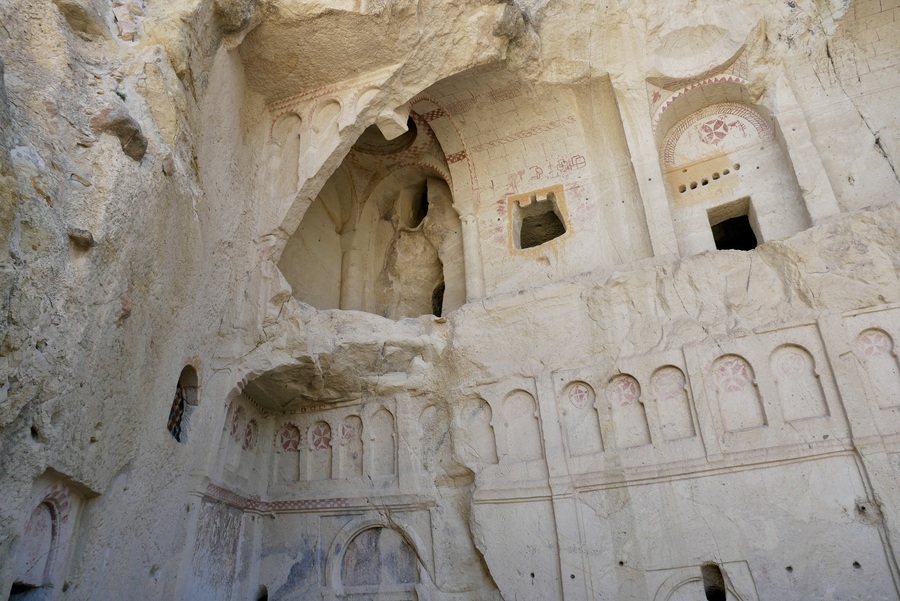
[701,179,709,186]
[786,566,793,573]
[853,561,861,569]
[30,425,39,439]
[712,172,720,180]
[733,163,741,170]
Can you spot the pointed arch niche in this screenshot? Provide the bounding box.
[652,68,811,256]
[277,111,466,320]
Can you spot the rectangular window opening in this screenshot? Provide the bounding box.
[708,198,758,251]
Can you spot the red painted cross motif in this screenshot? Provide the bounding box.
[568,383,592,409]
[698,117,741,145]
[311,423,331,450]
[714,357,752,392]
[341,422,356,441]
[608,376,640,406]
[279,425,300,452]
[858,330,893,358]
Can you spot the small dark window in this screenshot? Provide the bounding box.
[431,281,445,317]
[167,388,185,442]
[168,366,198,443]
[257,586,268,601]
[711,215,757,251]
[411,187,429,228]
[701,563,727,601]
[516,192,566,249]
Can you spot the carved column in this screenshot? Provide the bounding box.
[614,85,681,258]
[460,214,485,301]
[339,231,365,311]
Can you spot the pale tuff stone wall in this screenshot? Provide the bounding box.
[0,0,899,600]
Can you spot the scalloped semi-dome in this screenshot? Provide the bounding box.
[652,25,744,78]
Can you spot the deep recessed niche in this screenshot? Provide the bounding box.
[511,186,568,250]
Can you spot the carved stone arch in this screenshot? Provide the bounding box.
[606,374,652,448]
[653,569,745,601]
[15,485,69,588]
[650,364,696,441]
[311,98,344,135]
[409,94,477,215]
[268,109,303,142]
[324,513,433,593]
[769,343,829,421]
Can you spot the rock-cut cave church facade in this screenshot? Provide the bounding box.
[2,0,900,600]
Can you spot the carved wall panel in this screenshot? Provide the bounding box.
[712,354,766,432]
[650,366,696,441]
[770,345,829,422]
[458,398,498,465]
[14,478,83,594]
[606,375,652,448]
[276,423,302,482]
[339,416,364,479]
[308,421,334,481]
[691,322,847,454]
[845,306,900,437]
[502,390,543,461]
[857,328,900,410]
[368,408,397,477]
[419,404,451,473]
[558,381,602,457]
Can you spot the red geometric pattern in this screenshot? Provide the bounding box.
[203,483,351,512]
[608,375,640,407]
[279,424,301,452]
[421,108,447,121]
[714,356,752,392]
[445,150,467,164]
[858,329,893,358]
[698,117,733,145]
[42,484,71,524]
[567,382,593,409]
[310,422,331,450]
